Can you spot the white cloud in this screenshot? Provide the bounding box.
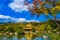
[0,14,26,22]
[8,0,29,12]
[27,19,40,22]
[15,18,27,22]
[0,14,40,23]
[0,15,11,19]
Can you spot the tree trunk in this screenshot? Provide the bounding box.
[47,15,60,28]
[53,16,60,28]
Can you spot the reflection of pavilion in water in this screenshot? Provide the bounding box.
[24,23,40,40]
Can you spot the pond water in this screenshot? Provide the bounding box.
[0,35,50,40]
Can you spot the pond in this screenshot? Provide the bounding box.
[0,35,50,40]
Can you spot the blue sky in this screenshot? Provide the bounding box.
[0,0,60,23]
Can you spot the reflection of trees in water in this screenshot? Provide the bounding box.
[0,35,27,40]
[0,35,50,40]
[1,36,7,40]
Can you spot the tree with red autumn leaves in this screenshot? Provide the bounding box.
[24,0,60,28]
